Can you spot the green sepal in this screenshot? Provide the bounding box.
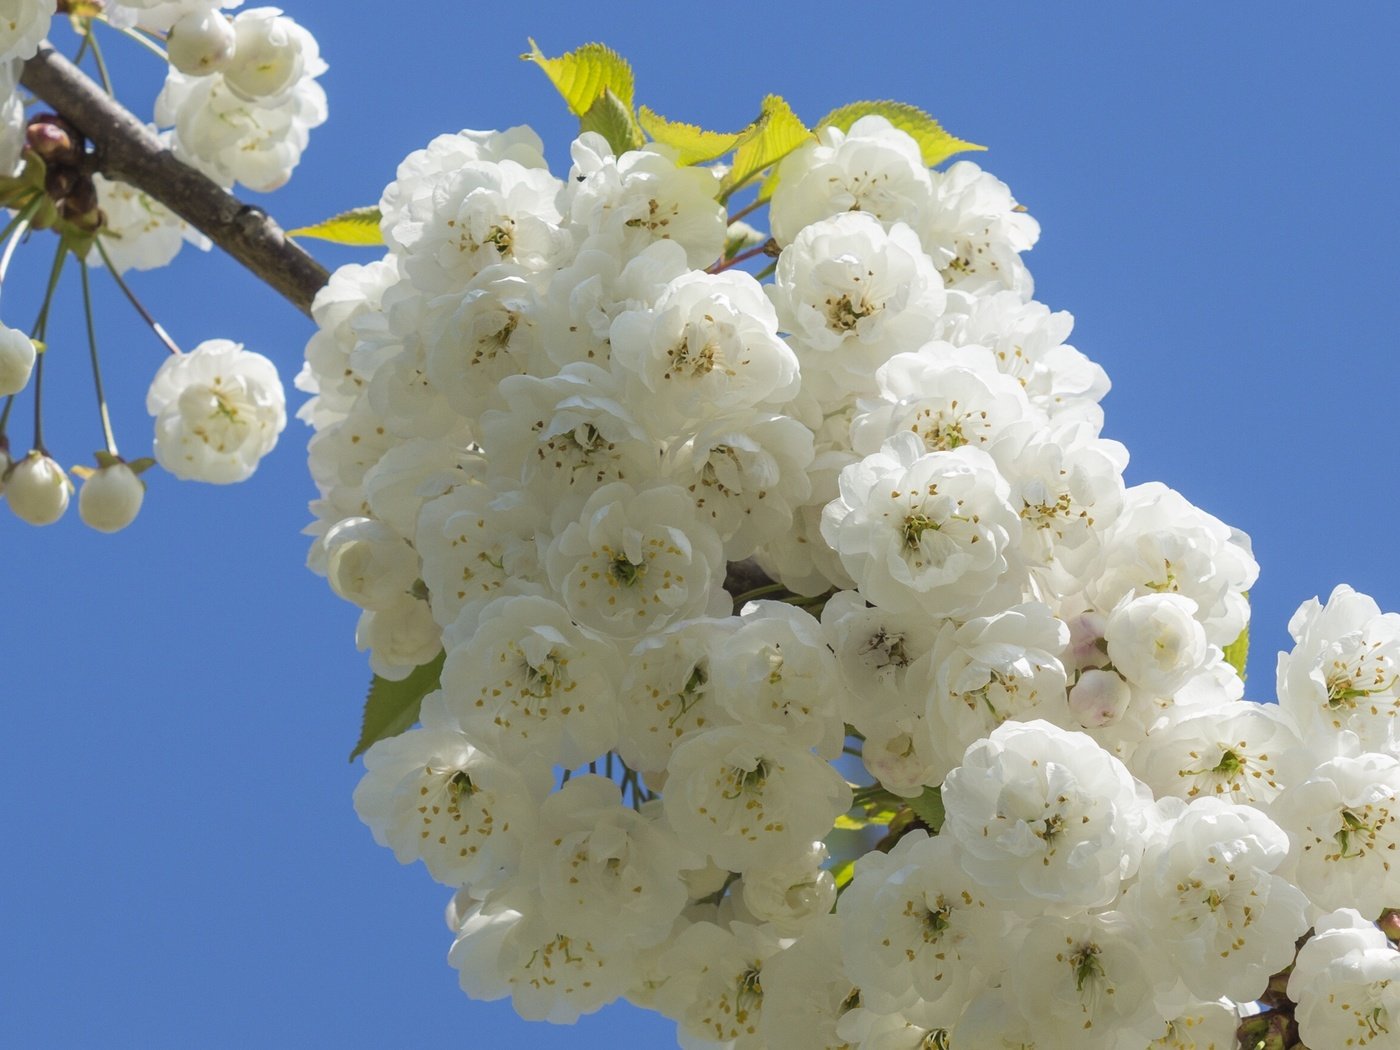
[1223,592,1250,682]
[581,88,645,156]
[815,100,985,167]
[909,785,945,832]
[637,106,747,165]
[0,154,48,211]
[348,649,446,762]
[721,95,812,201]
[288,207,384,246]
[93,450,124,469]
[125,457,156,476]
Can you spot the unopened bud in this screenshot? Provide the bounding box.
[1380,908,1400,942]
[0,325,37,396]
[167,10,236,76]
[25,115,80,165]
[1068,668,1132,728]
[78,463,145,533]
[6,451,72,526]
[60,177,102,230]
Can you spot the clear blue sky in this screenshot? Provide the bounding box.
[4,2,1398,1047]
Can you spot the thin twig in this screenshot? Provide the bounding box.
[93,238,182,355]
[80,261,118,454]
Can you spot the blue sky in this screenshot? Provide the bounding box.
[3,2,1398,1047]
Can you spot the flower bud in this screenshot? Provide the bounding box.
[323,516,419,609]
[1380,909,1400,942]
[166,10,236,76]
[24,114,80,165]
[0,325,36,396]
[1068,668,1132,727]
[6,451,71,526]
[223,10,308,101]
[78,463,145,533]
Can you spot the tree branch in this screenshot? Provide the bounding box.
[19,42,330,316]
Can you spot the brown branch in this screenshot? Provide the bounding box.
[19,42,330,316]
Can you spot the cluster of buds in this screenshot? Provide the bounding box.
[21,113,102,234]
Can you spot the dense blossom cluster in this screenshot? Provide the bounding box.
[297,116,1400,1048]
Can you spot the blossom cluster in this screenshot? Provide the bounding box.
[302,116,1400,1048]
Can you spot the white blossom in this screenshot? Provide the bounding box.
[942,719,1149,911]
[146,339,285,483]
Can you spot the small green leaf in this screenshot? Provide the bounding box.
[816,100,985,167]
[831,855,858,891]
[523,39,636,118]
[637,106,747,165]
[1224,593,1250,682]
[349,649,445,762]
[909,786,945,832]
[581,88,645,156]
[722,95,812,200]
[288,207,383,246]
[126,457,156,475]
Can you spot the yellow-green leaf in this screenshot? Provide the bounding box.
[288,207,383,246]
[349,650,445,761]
[638,106,747,165]
[816,100,985,167]
[523,39,635,118]
[1224,593,1250,682]
[722,94,812,200]
[909,786,945,832]
[581,88,644,155]
[831,855,858,891]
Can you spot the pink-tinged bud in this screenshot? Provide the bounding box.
[1380,909,1400,942]
[25,114,80,165]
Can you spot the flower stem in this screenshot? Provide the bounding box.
[99,17,170,62]
[85,25,116,95]
[731,581,790,606]
[30,241,70,454]
[726,197,765,227]
[80,260,118,455]
[707,240,775,274]
[0,194,42,267]
[93,238,183,355]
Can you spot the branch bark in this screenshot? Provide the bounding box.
[19,42,330,316]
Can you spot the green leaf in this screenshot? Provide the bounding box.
[831,855,858,891]
[348,649,445,762]
[581,88,645,155]
[288,207,384,246]
[909,786,945,832]
[1224,592,1250,682]
[637,105,746,165]
[816,100,985,167]
[523,39,636,118]
[833,804,902,831]
[722,95,812,200]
